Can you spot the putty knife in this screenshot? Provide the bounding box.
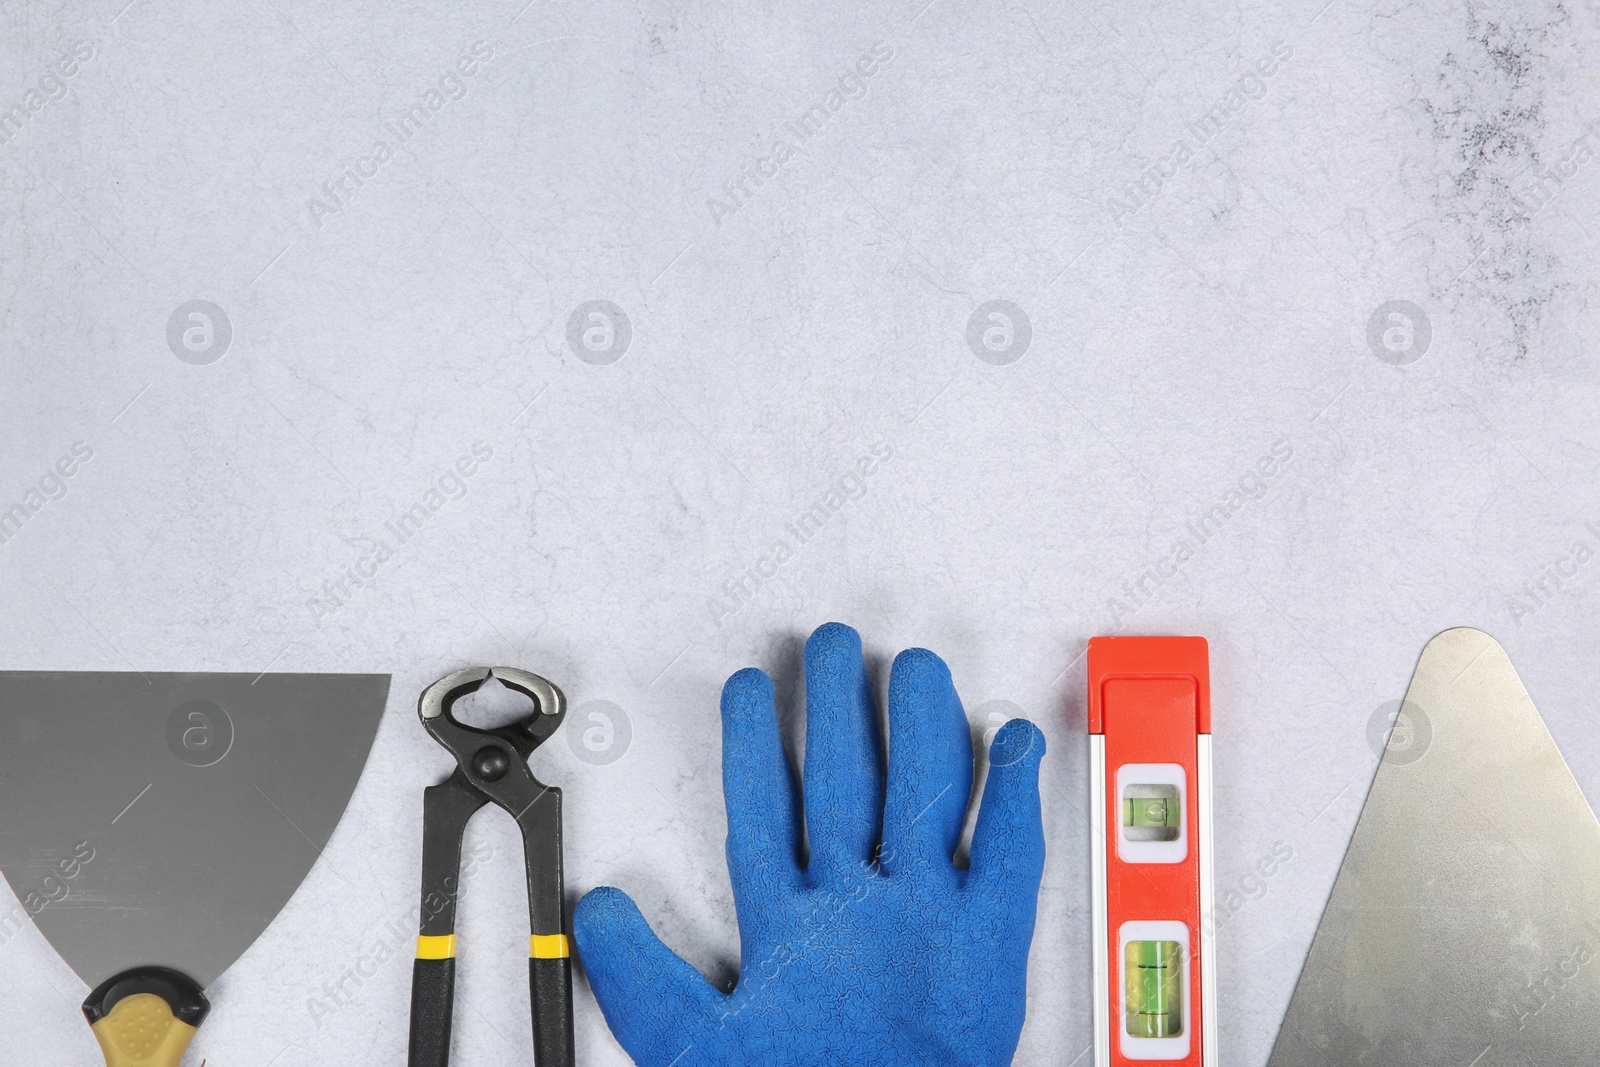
[0,671,390,1067]
[1267,628,1600,1065]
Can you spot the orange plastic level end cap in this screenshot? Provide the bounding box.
[1086,636,1211,735]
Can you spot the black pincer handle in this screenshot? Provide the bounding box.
[408,952,457,1067]
[530,947,575,1067]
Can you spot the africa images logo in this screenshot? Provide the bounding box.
[706,42,895,227]
[0,41,95,149]
[709,442,895,627]
[0,441,94,548]
[1107,41,1292,228]
[306,443,494,622]
[306,42,496,228]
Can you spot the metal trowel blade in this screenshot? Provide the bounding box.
[0,671,389,992]
[1267,628,1600,1066]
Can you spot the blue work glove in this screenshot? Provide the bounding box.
[573,622,1047,1066]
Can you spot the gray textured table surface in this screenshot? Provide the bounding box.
[2,1,1598,1064]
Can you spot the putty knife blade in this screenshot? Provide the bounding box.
[1268,629,1600,1066]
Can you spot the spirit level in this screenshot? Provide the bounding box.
[1088,636,1215,1066]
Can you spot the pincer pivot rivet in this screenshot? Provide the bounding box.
[472,745,511,782]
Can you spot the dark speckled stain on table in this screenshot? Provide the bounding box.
[1420,5,1576,360]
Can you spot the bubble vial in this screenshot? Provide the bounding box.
[1125,939,1183,1039]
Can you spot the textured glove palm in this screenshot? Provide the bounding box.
[574,622,1047,1066]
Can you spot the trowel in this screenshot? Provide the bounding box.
[0,671,390,1067]
[1268,628,1600,1065]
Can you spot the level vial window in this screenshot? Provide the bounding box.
[1122,784,1181,842]
[1124,939,1183,1039]
[1113,763,1188,864]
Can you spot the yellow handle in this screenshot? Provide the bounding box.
[89,991,199,1067]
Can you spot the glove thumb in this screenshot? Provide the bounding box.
[574,886,722,1064]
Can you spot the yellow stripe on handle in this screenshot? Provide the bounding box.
[90,992,198,1067]
[530,933,570,959]
[417,934,457,960]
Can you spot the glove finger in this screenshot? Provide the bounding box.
[878,647,973,875]
[967,719,1047,894]
[722,667,801,896]
[802,622,884,884]
[573,886,721,1061]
